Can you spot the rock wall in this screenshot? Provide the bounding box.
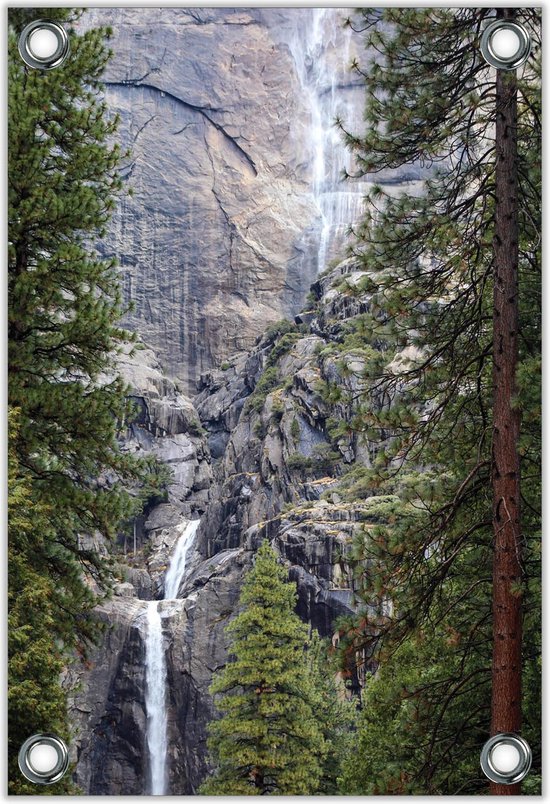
[68,255,390,794]
[80,8,367,392]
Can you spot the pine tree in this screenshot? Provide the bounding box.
[8,409,78,794]
[8,10,142,638]
[331,8,541,793]
[8,9,145,789]
[201,542,327,795]
[307,631,358,794]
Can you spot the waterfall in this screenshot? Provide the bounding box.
[144,603,168,795]
[142,518,200,794]
[163,519,201,601]
[286,8,367,273]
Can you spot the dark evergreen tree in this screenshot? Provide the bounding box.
[332,7,541,793]
[307,631,358,795]
[8,9,144,788]
[8,7,141,635]
[8,409,78,794]
[201,542,327,795]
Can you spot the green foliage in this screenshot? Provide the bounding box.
[287,444,339,477]
[248,366,280,413]
[270,395,284,422]
[9,7,140,586]
[340,635,487,795]
[286,452,312,472]
[265,331,302,368]
[253,419,268,440]
[8,7,144,590]
[307,633,358,794]
[8,9,147,790]
[305,289,319,308]
[263,318,295,343]
[138,456,172,507]
[334,7,541,793]
[248,322,305,413]
[201,543,328,795]
[290,417,300,441]
[187,418,206,437]
[8,410,78,794]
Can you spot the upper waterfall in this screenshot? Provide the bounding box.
[284,8,368,273]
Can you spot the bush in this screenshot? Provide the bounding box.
[264,318,295,343]
[287,452,313,472]
[249,366,280,413]
[267,331,302,367]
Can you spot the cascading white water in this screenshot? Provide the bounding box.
[142,518,200,795]
[144,602,168,795]
[163,519,201,601]
[286,8,368,273]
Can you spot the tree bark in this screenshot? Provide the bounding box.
[490,8,522,794]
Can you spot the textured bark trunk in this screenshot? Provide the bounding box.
[490,8,522,795]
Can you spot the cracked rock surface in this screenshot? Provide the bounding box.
[81,8,351,393]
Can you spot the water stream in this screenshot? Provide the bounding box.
[142,519,201,795]
[144,603,168,795]
[164,520,201,600]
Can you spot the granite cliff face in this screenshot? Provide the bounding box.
[81,8,367,392]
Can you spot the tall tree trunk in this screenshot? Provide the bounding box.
[490,7,522,795]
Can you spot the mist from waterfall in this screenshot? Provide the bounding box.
[143,519,200,795]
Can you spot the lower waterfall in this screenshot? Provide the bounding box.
[144,602,168,795]
[143,519,201,795]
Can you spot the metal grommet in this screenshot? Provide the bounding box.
[18,734,70,785]
[18,19,70,70]
[480,733,532,785]
[480,20,531,71]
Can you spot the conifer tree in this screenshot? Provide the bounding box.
[8,9,145,788]
[8,409,77,794]
[201,542,327,795]
[332,7,541,793]
[8,10,141,638]
[307,631,358,794]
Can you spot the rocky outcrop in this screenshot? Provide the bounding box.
[195,258,381,553]
[69,255,386,794]
[114,345,212,590]
[66,599,147,795]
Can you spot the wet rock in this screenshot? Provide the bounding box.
[67,600,148,796]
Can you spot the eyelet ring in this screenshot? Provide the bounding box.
[480,733,532,785]
[18,734,70,785]
[480,20,531,71]
[18,20,70,71]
